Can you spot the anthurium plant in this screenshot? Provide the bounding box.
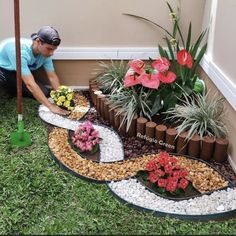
[124,1,208,114]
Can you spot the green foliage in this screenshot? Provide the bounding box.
[123,1,208,114]
[163,91,228,140]
[108,85,154,132]
[92,60,129,95]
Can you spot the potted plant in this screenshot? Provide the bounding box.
[137,151,198,200]
[50,85,75,111]
[71,121,101,155]
[123,1,208,114]
[164,91,227,141]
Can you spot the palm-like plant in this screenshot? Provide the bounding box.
[163,91,228,141]
[108,86,153,132]
[92,60,129,95]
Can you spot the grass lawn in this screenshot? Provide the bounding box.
[1,95,236,235]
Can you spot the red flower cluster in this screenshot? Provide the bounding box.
[146,151,189,193]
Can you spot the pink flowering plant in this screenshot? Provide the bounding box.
[144,151,189,195]
[95,2,208,132]
[124,1,208,114]
[72,121,101,153]
[124,58,176,89]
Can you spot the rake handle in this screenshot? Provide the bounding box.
[14,0,23,115]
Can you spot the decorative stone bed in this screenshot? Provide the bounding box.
[39,91,236,221]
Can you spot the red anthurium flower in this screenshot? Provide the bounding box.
[157,71,176,84]
[124,69,141,87]
[128,59,145,74]
[177,49,193,68]
[139,72,160,89]
[152,57,170,72]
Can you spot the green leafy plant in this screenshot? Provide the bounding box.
[92,60,129,95]
[92,2,209,132]
[108,85,154,132]
[123,1,208,113]
[50,85,75,111]
[163,91,228,140]
[145,151,190,195]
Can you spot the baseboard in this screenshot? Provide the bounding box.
[45,85,89,90]
[201,55,236,111]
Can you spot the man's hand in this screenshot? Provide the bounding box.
[48,103,71,116]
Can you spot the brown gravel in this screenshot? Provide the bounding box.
[48,127,230,193]
[68,92,90,120]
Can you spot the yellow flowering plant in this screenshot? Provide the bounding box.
[50,85,75,111]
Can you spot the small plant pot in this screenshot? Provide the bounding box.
[68,131,100,162]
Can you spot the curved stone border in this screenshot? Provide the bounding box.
[107,179,236,221]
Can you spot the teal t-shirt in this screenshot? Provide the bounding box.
[0,38,54,76]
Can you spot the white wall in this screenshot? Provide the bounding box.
[0,0,205,47]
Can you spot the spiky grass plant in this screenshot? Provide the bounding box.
[164,91,228,140]
[108,86,153,132]
[92,60,129,95]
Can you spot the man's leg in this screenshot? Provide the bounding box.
[0,67,49,98]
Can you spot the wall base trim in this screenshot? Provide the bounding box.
[201,55,236,111]
[45,85,89,90]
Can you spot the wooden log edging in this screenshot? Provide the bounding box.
[88,79,229,162]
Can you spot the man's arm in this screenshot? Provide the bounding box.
[46,70,61,90]
[22,74,70,115]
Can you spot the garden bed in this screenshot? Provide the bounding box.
[39,90,236,221]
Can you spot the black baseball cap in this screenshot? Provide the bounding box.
[31,26,61,46]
